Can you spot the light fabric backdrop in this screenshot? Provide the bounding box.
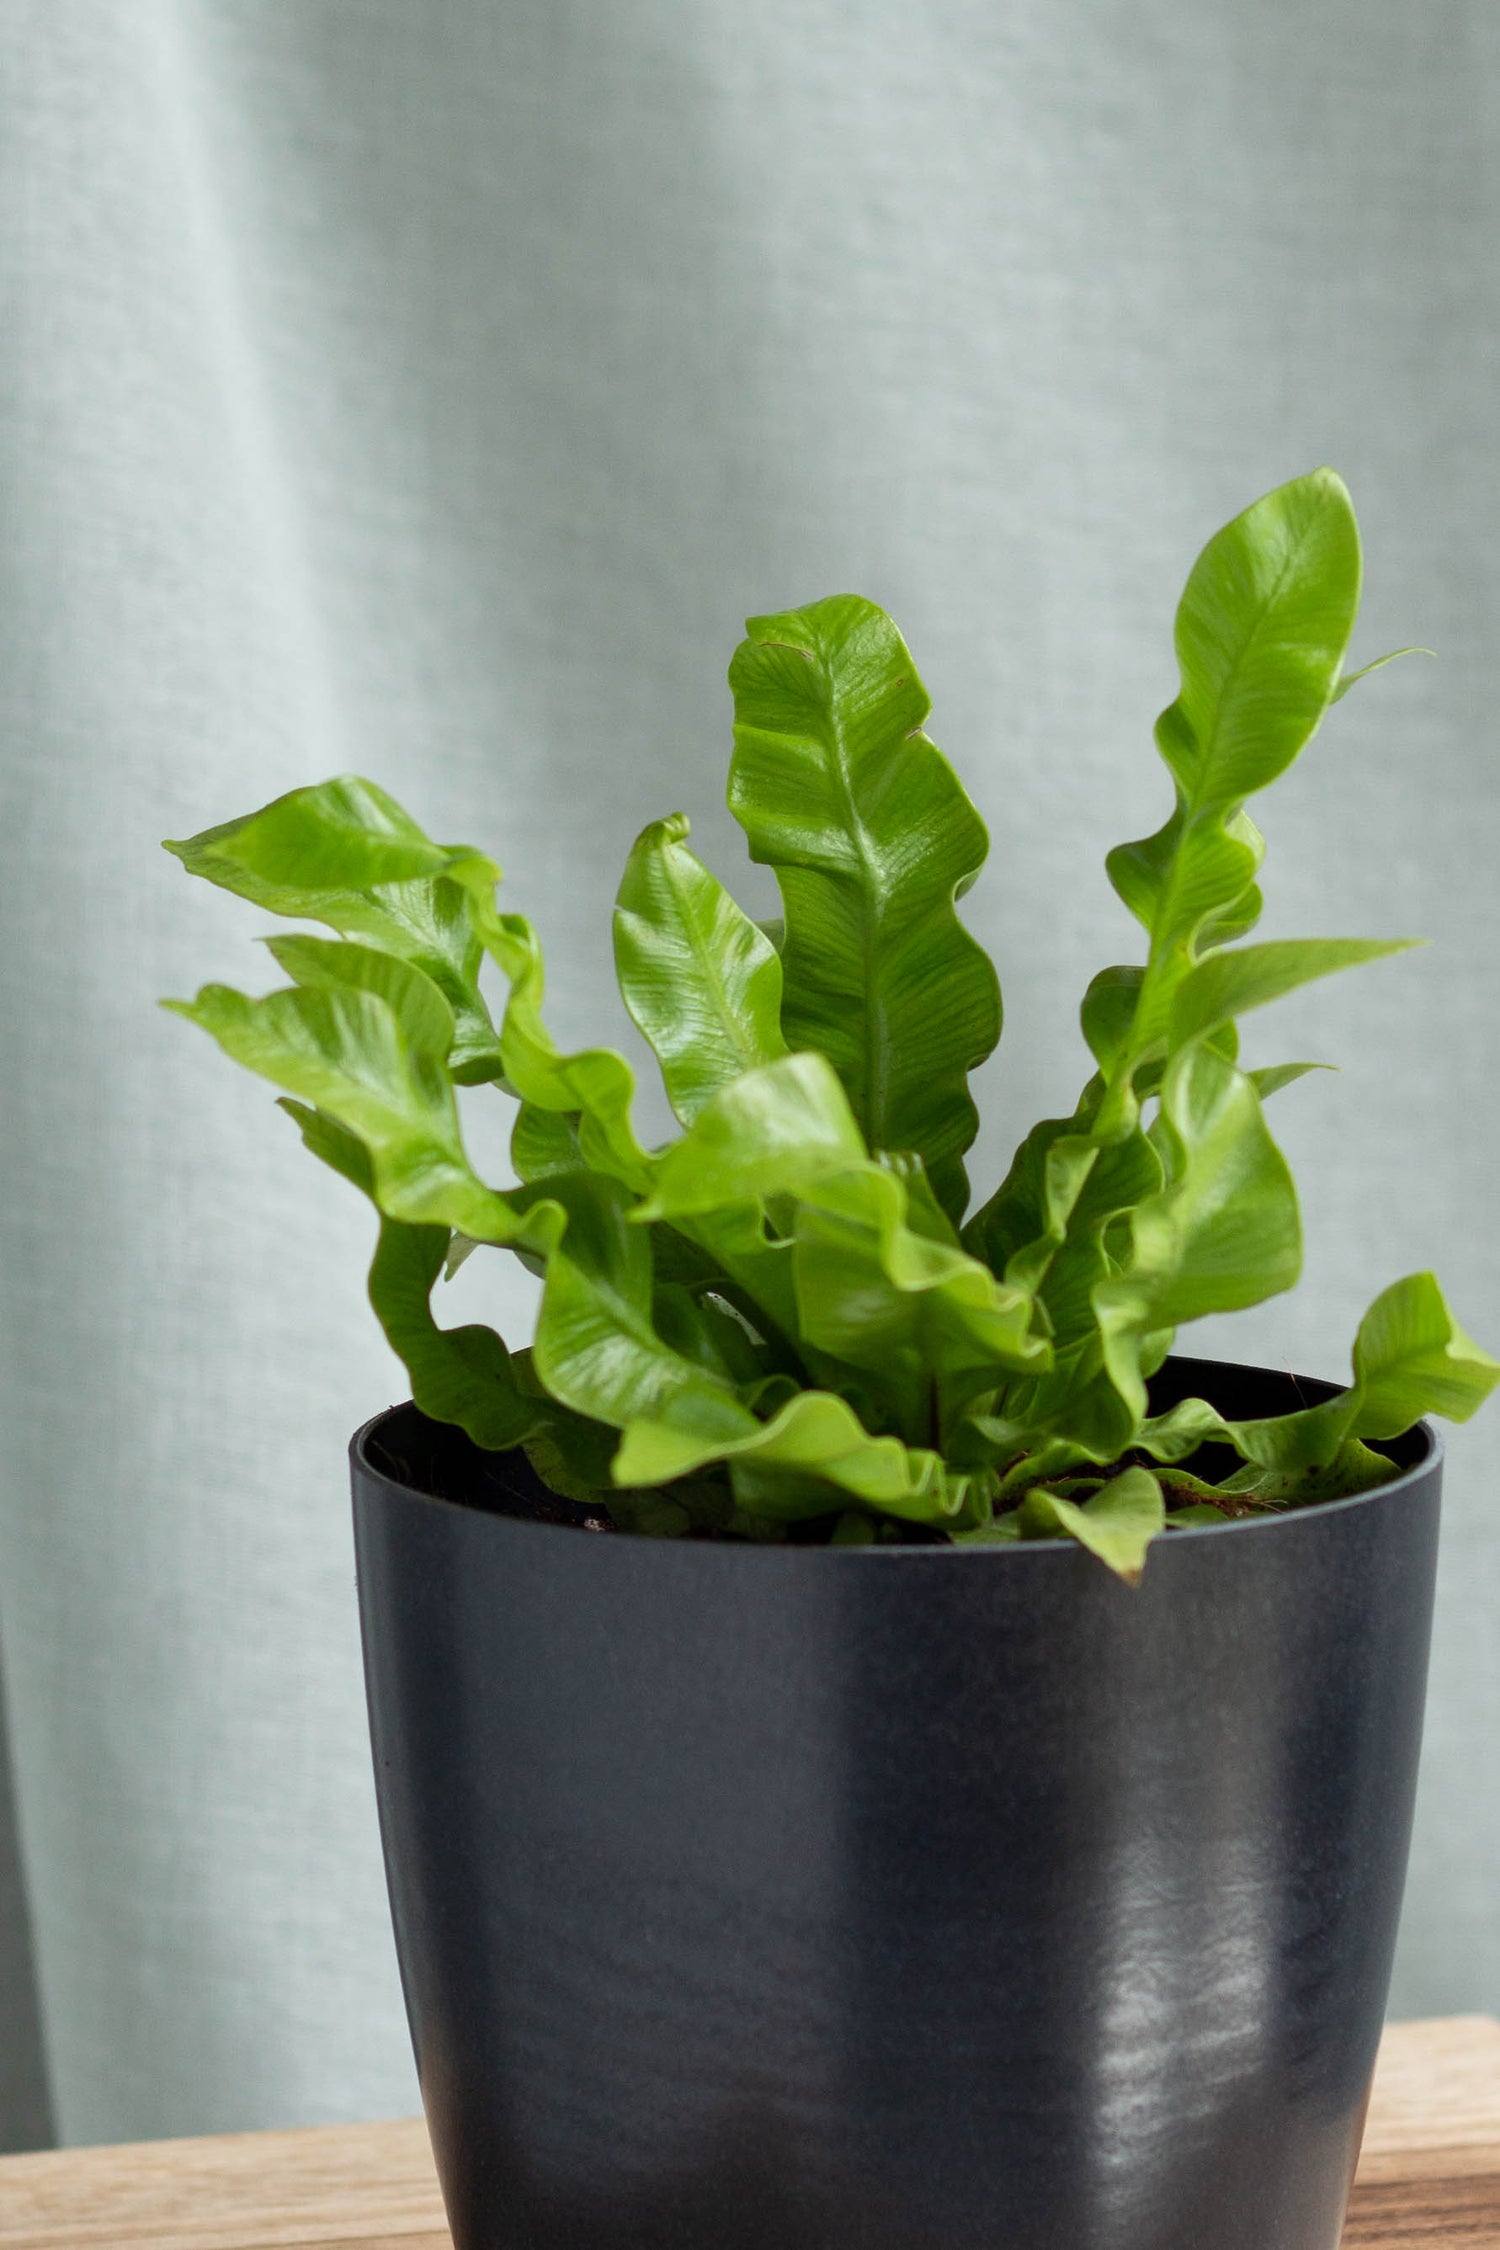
[2,0,1498,2149]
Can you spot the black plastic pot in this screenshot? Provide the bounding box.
[351,1358,1440,2250]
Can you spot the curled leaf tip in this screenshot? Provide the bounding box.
[634,811,692,848]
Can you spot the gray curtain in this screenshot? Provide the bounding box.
[3,0,1498,2149]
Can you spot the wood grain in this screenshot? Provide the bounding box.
[0,2118,446,2249]
[1,2017,1496,2248]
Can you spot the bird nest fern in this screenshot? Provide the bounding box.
[165,469,1498,1577]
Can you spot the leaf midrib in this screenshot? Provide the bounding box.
[1145,509,1319,985]
[665,851,769,1077]
[814,640,896,1144]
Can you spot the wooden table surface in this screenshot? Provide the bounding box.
[2,2016,1497,2248]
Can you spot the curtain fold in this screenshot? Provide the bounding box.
[2,0,1498,2146]
[0,1637,51,2152]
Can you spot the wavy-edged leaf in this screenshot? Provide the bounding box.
[1016,1465,1164,1583]
[791,1163,1048,1441]
[532,1171,756,1448]
[1102,469,1363,1091]
[963,1094,1164,1337]
[1098,1045,1300,1359]
[168,775,450,891]
[516,1392,623,1507]
[961,1109,1163,1477]
[1213,1438,1395,1506]
[265,935,457,1056]
[613,812,786,1123]
[637,1053,1043,1424]
[1349,1270,1500,1433]
[165,778,506,1082]
[875,1148,962,1246]
[165,501,1497,1543]
[638,1051,866,1221]
[367,1218,546,1450]
[728,594,1000,1217]
[614,1384,987,1527]
[1169,937,1418,1050]
[1143,1272,1500,1480]
[962,1099,1099,1281]
[277,1097,619,1490]
[165,980,548,1249]
[1079,968,1144,1075]
[482,910,651,1192]
[981,1048,1301,1468]
[967,476,1371,1477]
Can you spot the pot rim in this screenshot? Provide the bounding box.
[350,1353,1443,1562]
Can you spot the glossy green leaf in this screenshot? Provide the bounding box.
[667,1200,803,1349]
[482,910,651,1192]
[791,1162,1048,1441]
[1102,469,1362,1093]
[728,595,1000,1216]
[1030,1134,1164,1351]
[1212,1437,1395,1506]
[277,1096,375,1196]
[961,1098,1101,1283]
[977,1047,1301,1474]
[510,1102,583,1184]
[1079,967,1145,1074]
[532,1170,756,1446]
[367,1218,545,1450]
[965,1097,1162,1330]
[1168,937,1418,1050]
[1143,1271,1500,1479]
[615,1384,987,1527]
[165,778,506,1082]
[630,1053,843,1356]
[651,1280,765,1387]
[1016,1466,1164,1582]
[1095,1046,1300,1400]
[165,473,1497,1546]
[966,478,1381,1481]
[1248,1061,1328,1099]
[875,1149,963,1246]
[168,776,453,891]
[1348,1270,1500,1432]
[278,1097,617,1482]
[639,1051,866,1221]
[265,935,457,1058]
[1330,646,1433,703]
[165,979,547,1249]
[637,1051,1045,1431]
[614,812,786,1123]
